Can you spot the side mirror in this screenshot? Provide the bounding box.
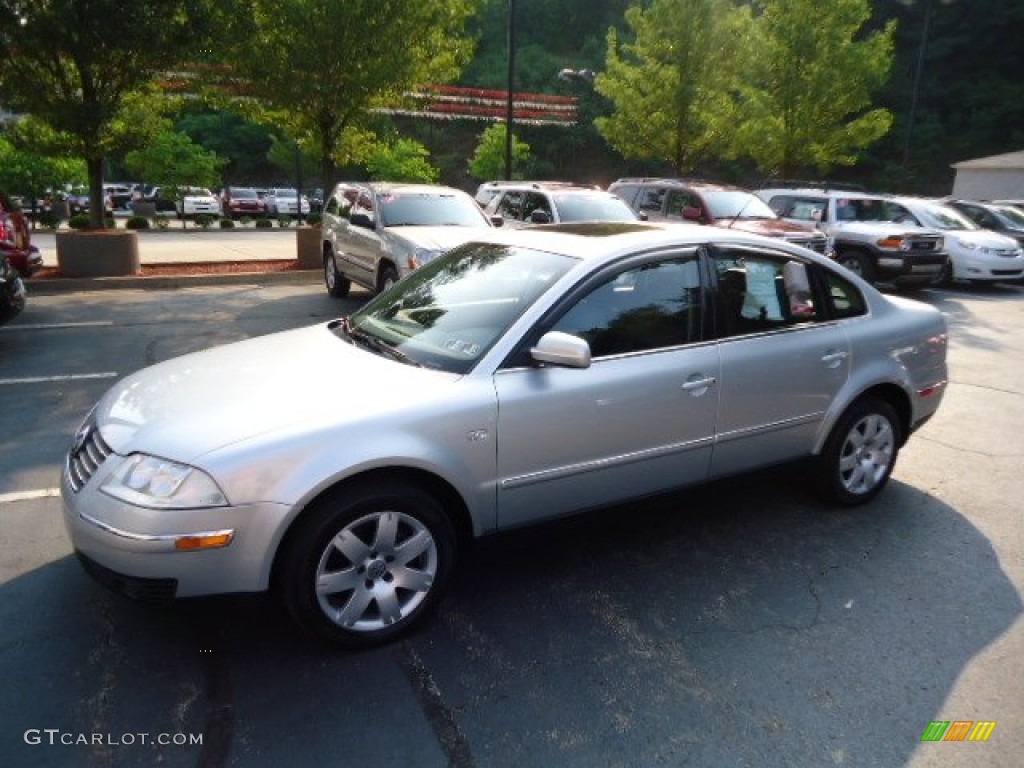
[529,209,552,224]
[681,206,703,222]
[350,211,374,229]
[531,331,591,369]
[490,215,504,227]
[637,211,648,221]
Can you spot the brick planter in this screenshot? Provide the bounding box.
[56,230,141,277]
[295,225,322,269]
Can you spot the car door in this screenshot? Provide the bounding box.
[336,187,381,284]
[708,244,850,477]
[492,248,720,529]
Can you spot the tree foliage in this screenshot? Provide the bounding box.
[219,0,480,197]
[734,0,895,177]
[594,0,752,175]
[123,131,225,190]
[0,0,221,227]
[367,139,439,184]
[467,123,532,181]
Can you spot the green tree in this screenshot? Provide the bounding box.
[367,139,439,183]
[467,123,532,181]
[123,131,225,190]
[594,0,751,175]
[734,0,895,177]
[0,1,222,228]
[219,0,479,202]
[0,134,85,218]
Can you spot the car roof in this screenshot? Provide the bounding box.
[366,182,473,197]
[758,187,888,201]
[450,220,837,267]
[610,177,752,194]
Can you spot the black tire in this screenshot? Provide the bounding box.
[324,250,351,298]
[836,250,876,284]
[278,480,456,648]
[377,263,399,295]
[815,397,901,506]
[936,259,954,286]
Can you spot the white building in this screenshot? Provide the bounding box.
[951,150,1024,200]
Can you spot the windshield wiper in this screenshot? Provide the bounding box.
[340,316,423,367]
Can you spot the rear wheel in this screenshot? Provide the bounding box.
[279,480,456,648]
[324,250,351,298]
[816,397,900,506]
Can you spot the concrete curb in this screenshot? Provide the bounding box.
[27,268,320,295]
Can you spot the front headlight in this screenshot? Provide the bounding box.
[409,248,442,270]
[101,454,228,509]
[954,237,978,250]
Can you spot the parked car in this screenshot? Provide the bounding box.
[175,187,222,219]
[264,187,310,217]
[63,221,948,647]
[945,199,1024,248]
[0,204,43,277]
[482,181,642,227]
[0,252,26,326]
[321,181,493,297]
[882,197,1023,284]
[138,186,179,213]
[221,186,268,219]
[756,187,948,286]
[610,178,830,255]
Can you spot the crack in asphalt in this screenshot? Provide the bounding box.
[195,626,234,768]
[397,641,476,768]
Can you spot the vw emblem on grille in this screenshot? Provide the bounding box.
[71,424,92,456]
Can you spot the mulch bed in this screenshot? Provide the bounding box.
[32,260,307,279]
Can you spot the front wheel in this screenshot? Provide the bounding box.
[816,397,901,506]
[279,480,456,648]
[377,264,399,294]
[836,250,876,283]
[324,251,351,298]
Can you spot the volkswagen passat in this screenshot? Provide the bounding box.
[63,222,948,647]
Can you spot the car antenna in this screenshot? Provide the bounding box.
[725,168,778,229]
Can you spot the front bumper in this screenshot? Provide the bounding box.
[875,253,947,285]
[61,459,291,598]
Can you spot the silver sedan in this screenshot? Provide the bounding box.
[62,222,948,647]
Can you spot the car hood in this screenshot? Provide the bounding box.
[719,218,818,237]
[385,226,491,251]
[945,229,1021,249]
[95,323,459,462]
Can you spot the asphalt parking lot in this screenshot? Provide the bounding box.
[0,276,1021,768]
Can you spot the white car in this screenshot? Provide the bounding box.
[175,187,222,219]
[891,196,1024,283]
[264,187,310,217]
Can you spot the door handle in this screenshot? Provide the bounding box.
[821,349,848,368]
[681,375,717,393]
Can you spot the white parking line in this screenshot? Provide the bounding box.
[0,321,114,331]
[0,488,61,504]
[0,372,117,385]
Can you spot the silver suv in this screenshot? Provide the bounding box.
[756,187,948,286]
[482,181,641,227]
[321,182,493,297]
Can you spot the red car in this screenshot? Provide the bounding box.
[0,206,42,278]
[221,187,267,219]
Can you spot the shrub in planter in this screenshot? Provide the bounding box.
[37,210,59,229]
[305,212,322,226]
[219,218,235,228]
[126,216,151,230]
[255,218,273,228]
[68,213,90,230]
[195,214,216,229]
[277,215,293,228]
[239,216,254,227]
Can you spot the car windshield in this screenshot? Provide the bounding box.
[344,242,576,374]
[704,190,778,220]
[995,205,1024,227]
[272,188,298,198]
[232,188,260,199]
[914,203,978,231]
[379,192,490,227]
[551,193,638,222]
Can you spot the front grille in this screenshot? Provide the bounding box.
[906,236,942,252]
[995,249,1020,258]
[992,269,1024,276]
[67,422,114,493]
[785,234,828,254]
